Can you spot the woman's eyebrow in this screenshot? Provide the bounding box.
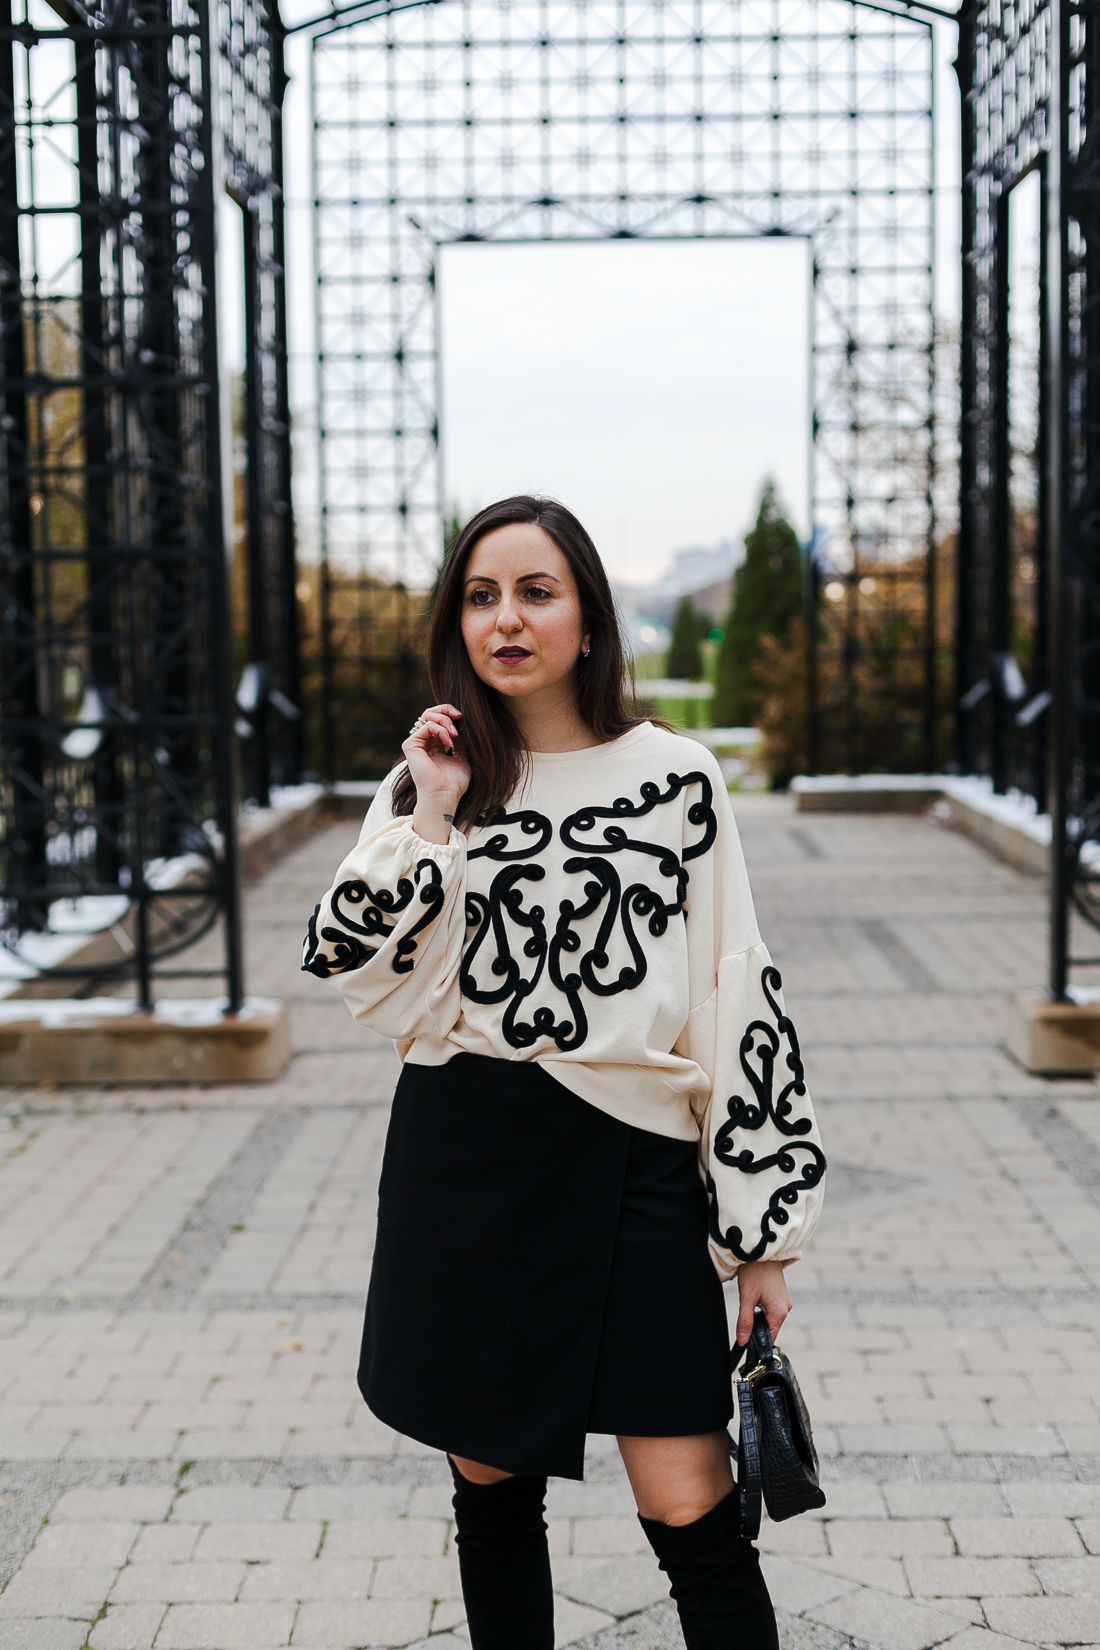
[464,571,561,586]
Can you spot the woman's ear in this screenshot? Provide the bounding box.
[581,633,591,658]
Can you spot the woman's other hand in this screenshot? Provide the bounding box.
[734,1259,792,1349]
[404,704,471,844]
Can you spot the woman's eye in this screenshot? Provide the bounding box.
[468,588,494,605]
[525,586,552,601]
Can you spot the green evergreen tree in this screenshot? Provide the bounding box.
[666,594,702,679]
[713,481,803,727]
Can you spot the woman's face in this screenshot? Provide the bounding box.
[460,523,590,702]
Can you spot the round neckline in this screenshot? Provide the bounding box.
[526,722,655,765]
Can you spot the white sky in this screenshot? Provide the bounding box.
[222,7,963,586]
[439,238,810,581]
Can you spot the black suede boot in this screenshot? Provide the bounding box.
[638,1488,779,1650]
[448,1457,555,1650]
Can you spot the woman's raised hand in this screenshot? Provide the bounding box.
[403,704,471,843]
[734,1258,792,1349]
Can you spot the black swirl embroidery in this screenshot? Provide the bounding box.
[561,770,717,862]
[468,808,553,861]
[461,843,692,1050]
[706,964,826,1262]
[718,965,812,1140]
[559,770,716,914]
[302,859,444,978]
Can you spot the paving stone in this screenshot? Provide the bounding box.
[571,1518,650,1557]
[1080,1517,1100,1555]
[88,1602,168,1650]
[759,1520,830,1557]
[760,1555,859,1613]
[24,1521,139,1566]
[547,1483,642,1518]
[176,1430,290,1462]
[192,1521,324,1561]
[883,1485,1008,1520]
[826,1520,954,1560]
[288,1484,410,1520]
[836,1427,950,1455]
[407,1482,458,1518]
[554,1555,667,1616]
[155,1600,296,1648]
[0,1431,69,1459]
[290,1597,433,1646]
[0,1620,90,1650]
[170,1487,292,1524]
[369,1555,464,1599]
[431,1598,467,1633]
[0,1563,118,1619]
[320,1518,449,1559]
[130,1526,201,1563]
[809,1588,968,1649]
[63,1431,177,1461]
[951,1517,1085,1557]
[1034,1555,1100,1596]
[552,1594,619,1646]
[109,1560,246,1603]
[1004,1483,1100,1517]
[806,1553,912,1597]
[807,1484,889,1519]
[948,1425,1065,1456]
[933,1631,1045,1650]
[981,1595,1100,1642]
[903,1556,1040,1597]
[235,1557,378,1600]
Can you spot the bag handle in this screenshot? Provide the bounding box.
[729,1308,774,1541]
[730,1306,776,1375]
[735,1374,763,1539]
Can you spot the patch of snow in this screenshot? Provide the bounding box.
[0,995,282,1028]
[792,773,945,793]
[269,783,326,810]
[46,895,130,934]
[145,854,211,891]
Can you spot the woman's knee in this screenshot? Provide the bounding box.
[449,1454,514,1486]
[617,1432,734,1525]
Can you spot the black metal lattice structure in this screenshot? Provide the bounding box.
[958,0,1100,997]
[0,0,285,1007]
[221,0,302,805]
[303,0,938,780]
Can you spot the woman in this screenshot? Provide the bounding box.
[303,496,826,1649]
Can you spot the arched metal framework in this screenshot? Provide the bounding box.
[957,0,1100,997]
[307,0,938,779]
[0,0,292,1006]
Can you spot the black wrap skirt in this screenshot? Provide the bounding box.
[359,1052,734,1480]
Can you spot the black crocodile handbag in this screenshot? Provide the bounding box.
[729,1307,827,1540]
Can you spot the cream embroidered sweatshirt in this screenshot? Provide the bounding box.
[303,722,826,1277]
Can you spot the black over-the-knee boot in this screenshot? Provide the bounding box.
[448,1457,555,1650]
[639,1488,779,1650]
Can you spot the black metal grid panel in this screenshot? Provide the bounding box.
[220,0,302,803]
[0,0,243,1008]
[957,0,1051,802]
[960,0,1100,997]
[309,0,936,779]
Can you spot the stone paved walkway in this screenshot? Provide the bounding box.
[2,794,1100,1650]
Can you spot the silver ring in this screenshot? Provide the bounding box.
[409,716,425,735]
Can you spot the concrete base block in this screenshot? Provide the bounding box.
[0,997,290,1084]
[1006,993,1100,1075]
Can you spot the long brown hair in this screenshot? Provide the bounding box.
[392,495,650,830]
